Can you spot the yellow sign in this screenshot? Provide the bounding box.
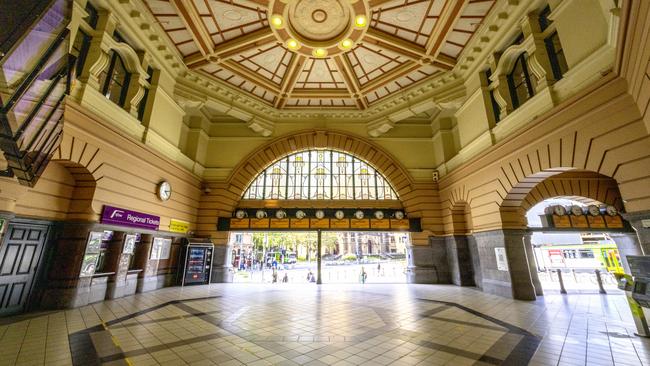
[587,215,606,228]
[310,218,329,229]
[371,219,390,229]
[605,215,624,228]
[290,218,310,229]
[230,218,250,229]
[270,218,290,229]
[350,218,370,229]
[169,219,190,233]
[569,215,589,228]
[330,219,350,229]
[552,215,571,228]
[250,218,270,229]
[390,219,410,230]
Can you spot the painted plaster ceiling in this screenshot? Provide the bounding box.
[144,0,495,110]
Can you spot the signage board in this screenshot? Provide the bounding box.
[101,205,160,230]
[330,219,350,229]
[371,219,390,229]
[270,218,290,229]
[569,215,589,228]
[552,215,571,228]
[495,247,509,271]
[290,218,310,229]
[230,218,249,229]
[310,218,329,229]
[604,215,624,228]
[250,218,270,229]
[170,219,190,233]
[390,219,410,230]
[85,232,103,254]
[587,215,606,228]
[350,219,370,229]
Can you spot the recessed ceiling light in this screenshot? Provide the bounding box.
[339,38,354,50]
[354,15,367,28]
[270,14,284,29]
[286,39,301,51]
[313,48,328,58]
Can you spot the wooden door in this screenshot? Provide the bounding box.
[0,223,49,316]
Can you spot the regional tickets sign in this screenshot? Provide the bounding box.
[101,205,160,230]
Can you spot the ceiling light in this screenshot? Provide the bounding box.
[286,38,301,51]
[354,15,367,28]
[312,48,328,58]
[339,38,354,50]
[270,14,284,29]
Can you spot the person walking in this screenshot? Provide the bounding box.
[360,266,367,284]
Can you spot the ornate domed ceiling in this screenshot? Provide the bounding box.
[144,0,495,110]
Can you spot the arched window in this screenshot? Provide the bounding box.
[507,53,535,109]
[243,150,398,200]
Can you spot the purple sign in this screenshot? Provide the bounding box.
[101,205,160,230]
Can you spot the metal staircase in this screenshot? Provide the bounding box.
[0,0,71,187]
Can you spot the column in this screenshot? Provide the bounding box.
[623,210,650,255]
[444,235,475,286]
[405,236,451,284]
[210,244,234,283]
[523,233,543,296]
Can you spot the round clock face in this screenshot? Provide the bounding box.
[395,211,405,220]
[256,210,266,219]
[606,205,618,216]
[296,210,306,219]
[276,210,286,219]
[157,181,172,201]
[354,210,364,219]
[335,210,345,220]
[587,205,600,216]
[315,210,325,219]
[553,205,566,216]
[374,211,384,220]
[570,205,583,216]
[235,210,246,219]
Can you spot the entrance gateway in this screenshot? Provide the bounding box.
[217,209,421,284]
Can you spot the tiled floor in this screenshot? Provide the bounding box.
[0,284,649,366]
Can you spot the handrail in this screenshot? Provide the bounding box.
[0,0,57,59]
[22,92,66,153]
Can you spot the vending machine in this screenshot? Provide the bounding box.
[180,239,214,286]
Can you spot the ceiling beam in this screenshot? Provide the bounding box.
[275,54,306,109]
[289,89,352,98]
[333,54,368,110]
[220,60,281,94]
[359,61,421,94]
[170,0,214,56]
[425,0,468,64]
[186,27,276,68]
[368,0,397,9]
[364,28,427,61]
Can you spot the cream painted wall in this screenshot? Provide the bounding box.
[455,88,491,149]
[551,0,608,68]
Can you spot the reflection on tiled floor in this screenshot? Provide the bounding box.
[1,285,649,365]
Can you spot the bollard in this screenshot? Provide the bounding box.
[557,269,567,294]
[595,269,607,294]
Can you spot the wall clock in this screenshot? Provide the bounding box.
[157,181,172,201]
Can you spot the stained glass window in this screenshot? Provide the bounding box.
[243,150,398,200]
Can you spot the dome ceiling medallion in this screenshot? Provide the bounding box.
[269,0,369,58]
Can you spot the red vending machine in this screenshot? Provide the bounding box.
[180,239,214,286]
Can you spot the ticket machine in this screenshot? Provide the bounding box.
[623,256,650,337]
[179,239,214,286]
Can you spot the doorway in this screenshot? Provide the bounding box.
[0,222,49,315]
[229,230,409,284]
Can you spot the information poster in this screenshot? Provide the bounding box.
[495,248,509,271]
[123,234,137,255]
[86,232,103,254]
[270,218,290,229]
[170,219,190,233]
[150,237,172,260]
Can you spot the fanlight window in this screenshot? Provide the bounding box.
[243,150,398,200]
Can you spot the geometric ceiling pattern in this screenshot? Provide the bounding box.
[144,0,495,110]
